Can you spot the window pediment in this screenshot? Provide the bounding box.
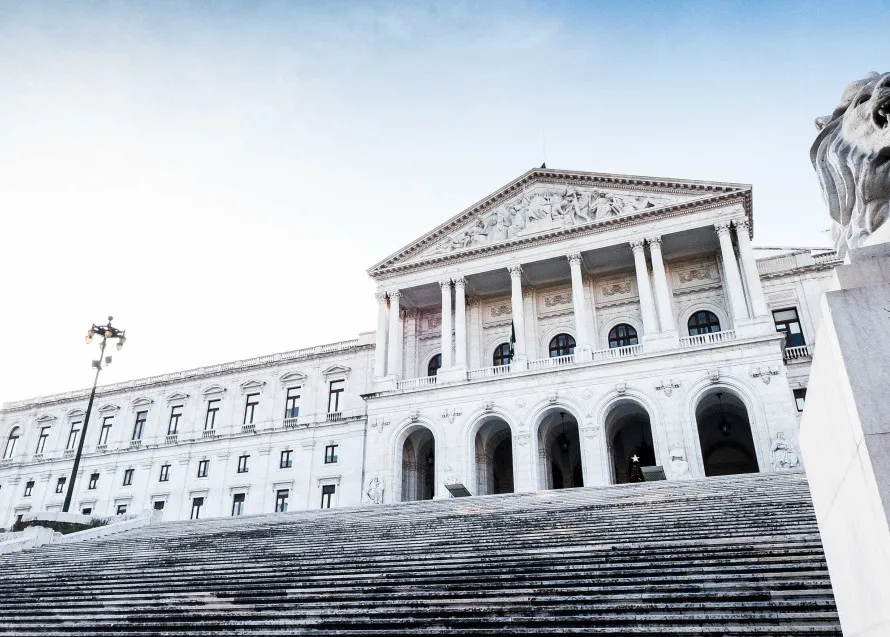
[35,413,57,425]
[239,380,266,394]
[279,371,307,386]
[321,364,350,379]
[131,397,154,411]
[202,384,227,397]
[66,409,85,420]
[165,392,189,404]
[97,403,120,414]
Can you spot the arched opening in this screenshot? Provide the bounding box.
[474,418,514,495]
[548,334,575,358]
[696,390,759,476]
[427,354,442,377]
[606,400,656,484]
[687,310,721,335]
[401,427,436,501]
[537,410,583,489]
[3,427,20,460]
[608,324,639,348]
[492,343,512,367]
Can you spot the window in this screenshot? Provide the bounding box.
[55,477,66,494]
[773,308,805,347]
[608,324,639,348]
[159,464,170,482]
[237,455,249,473]
[320,484,335,509]
[284,387,301,419]
[243,394,259,425]
[24,480,34,497]
[168,406,182,435]
[88,473,99,490]
[116,504,127,515]
[35,427,50,454]
[4,429,19,459]
[66,422,81,451]
[327,380,345,413]
[232,493,245,516]
[190,497,204,519]
[133,411,147,441]
[427,354,442,377]
[98,416,113,446]
[794,388,807,413]
[324,444,338,464]
[492,343,512,367]
[280,450,293,469]
[275,489,289,513]
[122,469,134,486]
[197,460,209,478]
[205,399,220,430]
[687,311,722,336]
[153,501,165,511]
[81,507,92,515]
[548,333,576,358]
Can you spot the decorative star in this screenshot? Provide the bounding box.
[631,454,640,463]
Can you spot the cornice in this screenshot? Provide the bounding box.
[758,260,841,280]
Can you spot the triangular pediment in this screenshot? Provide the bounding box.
[369,168,750,277]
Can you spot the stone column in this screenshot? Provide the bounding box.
[647,237,676,332]
[715,222,749,323]
[374,291,388,377]
[440,279,453,368]
[630,240,658,335]
[734,219,769,318]
[508,265,527,365]
[453,277,467,368]
[567,253,592,360]
[386,290,401,378]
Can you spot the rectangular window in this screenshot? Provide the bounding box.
[237,455,249,473]
[133,411,147,441]
[275,489,289,513]
[35,427,50,454]
[205,399,220,430]
[243,393,260,425]
[98,416,113,446]
[55,477,66,494]
[327,380,344,413]
[88,473,99,490]
[324,444,338,464]
[168,406,183,435]
[320,484,335,509]
[3,434,17,459]
[284,387,301,419]
[66,422,81,451]
[773,308,805,347]
[232,493,246,516]
[81,507,92,515]
[116,504,127,515]
[159,464,170,482]
[24,480,34,497]
[197,459,209,478]
[280,450,293,469]
[794,388,807,413]
[191,497,204,519]
[153,501,165,511]
[122,468,134,486]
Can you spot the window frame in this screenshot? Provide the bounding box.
[327,380,345,413]
[24,480,34,497]
[324,444,338,464]
[243,393,260,425]
[205,399,220,431]
[237,454,249,473]
[35,427,50,454]
[280,449,293,469]
[232,493,246,516]
[548,333,576,358]
[284,387,301,419]
[4,431,18,459]
[190,497,204,520]
[167,405,183,435]
[66,422,82,451]
[492,343,512,367]
[426,354,442,377]
[275,489,289,513]
[773,307,806,347]
[116,504,128,515]
[320,484,336,509]
[687,310,722,336]
[88,473,99,490]
[159,464,170,482]
[133,410,147,441]
[55,477,66,494]
[197,459,210,478]
[607,324,639,349]
[793,388,807,413]
[98,416,114,446]
[122,468,134,486]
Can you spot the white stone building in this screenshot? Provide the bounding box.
[0,168,839,527]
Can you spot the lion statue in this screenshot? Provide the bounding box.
[811,72,890,256]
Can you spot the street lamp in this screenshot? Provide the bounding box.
[62,316,126,513]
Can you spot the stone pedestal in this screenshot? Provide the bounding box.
[435,366,467,384]
[799,243,890,637]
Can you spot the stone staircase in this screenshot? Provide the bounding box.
[0,472,841,635]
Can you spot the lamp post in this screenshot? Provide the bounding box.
[62,316,126,513]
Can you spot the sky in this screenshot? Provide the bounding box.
[0,0,886,404]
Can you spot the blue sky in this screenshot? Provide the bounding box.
[0,0,886,402]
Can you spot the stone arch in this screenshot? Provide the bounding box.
[600,396,658,484]
[391,418,443,502]
[679,302,730,337]
[464,410,517,496]
[530,401,586,491]
[598,315,644,350]
[419,347,442,378]
[484,334,513,367]
[3,424,21,459]
[539,324,576,358]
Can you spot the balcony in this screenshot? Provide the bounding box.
[164,434,178,445]
[129,440,143,450]
[784,344,813,362]
[63,449,75,459]
[467,364,512,380]
[96,444,107,453]
[528,354,575,370]
[32,453,44,461]
[282,418,299,430]
[592,344,643,360]
[201,430,217,440]
[679,329,737,348]
[396,376,437,390]
[241,424,257,434]
[326,412,343,423]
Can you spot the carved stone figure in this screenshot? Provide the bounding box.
[812,72,890,254]
[771,432,800,470]
[669,443,690,478]
[366,476,385,504]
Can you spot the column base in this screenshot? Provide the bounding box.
[436,366,468,384]
[372,376,398,392]
[510,354,528,371]
[642,330,679,353]
[575,345,593,362]
[734,316,774,339]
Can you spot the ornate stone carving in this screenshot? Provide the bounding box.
[408,410,421,423]
[375,290,388,303]
[603,281,632,297]
[427,315,442,329]
[812,72,890,253]
[669,443,690,479]
[544,293,572,307]
[615,382,627,395]
[678,267,713,283]
[546,392,558,404]
[582,389,592,400]
[481,400,494,412]
[508,264,523,278]
[581,426,599,440]
[366,476,385,504]
[566,253,582,266]
[439,279,452,290]
[647,236,662,247]
[453,276,466,289]
[629,239,646,252]
[771,432,801,471]
[516,398,526,408]
[515,434,531,447]
[441,408,462,424]
[714,221,732,236]
[387,290,401,301]
[490,304,511,318]
[708,369,720,383]
[655,379,681,397]
[751,366,780,384]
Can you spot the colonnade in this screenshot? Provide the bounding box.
[374,219,768,380]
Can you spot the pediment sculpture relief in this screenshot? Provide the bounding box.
[427,186,672,255]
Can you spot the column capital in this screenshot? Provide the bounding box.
[374,290,388,303]
[714,221,733,236]
[439,279,452,290]
[734,217,751,233]
[629,239,646,253]
[508,264,523,278]
[566,253,583,267]
[646,236,663,247]
[387,290,401,301]
[453,276,467,289]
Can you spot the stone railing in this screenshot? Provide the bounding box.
[129,439,143,449]
[528,354,576,370]
[783,344,813,361]
[201,430,217,439]
[679,330,737,348]
[326,412,343,423]
[467,364,512,380]
[96,444,107,453]
[164,434,178,445]
[241,423,257,434]
[282,417,299,429]
[63,449,75,458]
[591,344,643,361]
[396,376,437,390]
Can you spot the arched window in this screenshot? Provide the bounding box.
[427,354,442,377]
[548,334,575,358]
[608,324,639,348]
[687,310,722,336]
[4,427,20,460]
[492,343,512,367]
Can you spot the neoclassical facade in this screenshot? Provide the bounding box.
[0,168,838,526]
